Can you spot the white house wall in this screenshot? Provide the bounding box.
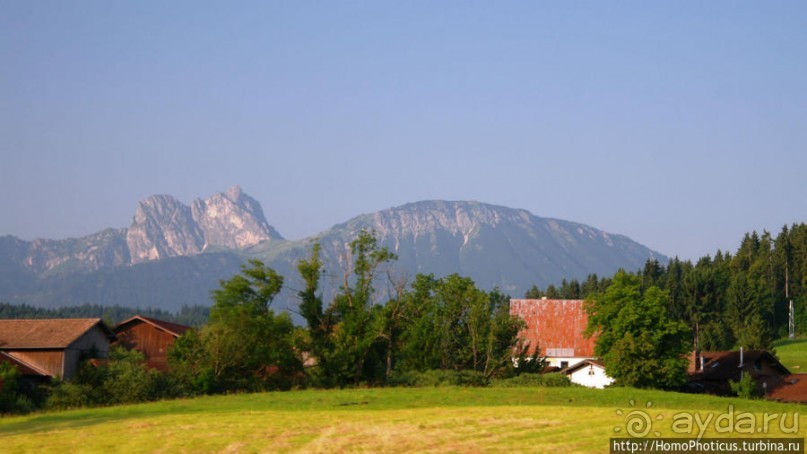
[569,365,614,389]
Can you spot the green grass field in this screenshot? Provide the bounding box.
[1,386,803,453]
[774,337,807,372]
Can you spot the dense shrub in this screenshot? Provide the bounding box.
[0,363,21,413]
[1,362,43,414]
[729,373,759,399]
[390,369,489,387]
[46,382,95,410]
[47,347,185,410]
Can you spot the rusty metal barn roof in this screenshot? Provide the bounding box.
[510,299,597,358]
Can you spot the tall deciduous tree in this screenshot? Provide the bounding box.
[328,229,397,386]
[586,271,691,389]
[172,260,301,392]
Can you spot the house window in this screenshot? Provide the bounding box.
[588,365,595,376]
[560,361,569,369]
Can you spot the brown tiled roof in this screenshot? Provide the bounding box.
[114,315,191,338]
[0,351,49,376]
[0,318,114,349]
[768,374,807,403]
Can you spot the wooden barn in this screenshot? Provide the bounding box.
[510,298,598,369]
[0,318,116,380]
[113,315,191,370]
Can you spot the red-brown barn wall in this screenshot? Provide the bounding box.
[115,322,177,370]
[509,299,597,357]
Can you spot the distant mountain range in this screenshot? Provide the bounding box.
[0,186,667,315]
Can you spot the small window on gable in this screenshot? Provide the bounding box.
[753,359,761,371]
[588,365,595,376]
[560,361,569,369]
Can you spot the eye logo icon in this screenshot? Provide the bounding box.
[614,400,663,438]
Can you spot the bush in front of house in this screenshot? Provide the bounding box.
[729,373,759,399]
[46,347,185,410]
[1,362,42,414]
[46,382,95,410]
[492,372,572,387]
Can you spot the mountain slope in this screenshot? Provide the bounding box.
[267,201,665,297]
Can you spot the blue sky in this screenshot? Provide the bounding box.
[1,1,805,261]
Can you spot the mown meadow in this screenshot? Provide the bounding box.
[1,386,803,453]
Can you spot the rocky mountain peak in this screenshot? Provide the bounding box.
[126,194,205,263]
[191,186,283,250]
[124,187,282,264]
[224,185,244,201]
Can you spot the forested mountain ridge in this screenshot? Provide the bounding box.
[0,189,666,312]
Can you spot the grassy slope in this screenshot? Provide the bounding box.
[1,387,803,453]
[774,337,807,372]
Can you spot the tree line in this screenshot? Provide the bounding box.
[0,302,209,327]
[167,230,534,393]
[528,223,807,352]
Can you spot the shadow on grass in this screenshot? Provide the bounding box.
[0,399,204,436]
[0,414,123,436]
[774,338,807,349]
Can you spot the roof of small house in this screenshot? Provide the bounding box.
[114,315,191,338]
[0,351,50,376]
[768,374,807,403]
[693,350,790,381]
[0,318,115,349]
[562,358,606,375]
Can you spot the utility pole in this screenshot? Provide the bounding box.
[790,299,795,339]
[786,263,795,339]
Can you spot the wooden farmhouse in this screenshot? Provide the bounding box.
[510,298,598,370]
[0,318,116,380]
[113,315,191,371]
[688,349,790,397]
